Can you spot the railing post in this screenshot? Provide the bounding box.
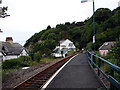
[98,58,101,76]
[110,67,114,90]
[89,52,91,64]
[87,51,91,64]
[93,54,96,68]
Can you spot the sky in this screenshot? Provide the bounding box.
[0,0,119,45]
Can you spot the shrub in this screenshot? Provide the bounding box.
[34,51,42,62]
[2,56,32,69]
[86,42,93,51]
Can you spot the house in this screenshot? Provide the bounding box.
[0,37,28,61]
[99,41,115,56]
[52,39,76,57]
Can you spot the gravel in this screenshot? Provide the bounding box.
[2,58,63,89]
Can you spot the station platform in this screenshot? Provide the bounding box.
[44,53,104,89]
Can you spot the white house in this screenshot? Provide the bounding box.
[52,39,76,57]
[0,37,28,61]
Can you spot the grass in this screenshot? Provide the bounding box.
[2,56,54,70]
[40,57,55,63]
[2,57,56,78]
[2,51,75,76]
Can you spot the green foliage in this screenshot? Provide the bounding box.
[102,41,120,82]
[24,30,46,47]
[2,56,32,69]
[86,42,93,51]
[46,25,51,30]
[75,42,80,49]
[47,33,57,40]
[24,7,120,60]
[106,41,120,66]
[94,8,112,24]
[69,27,81,41]
[34,51,42,62]
[40,57,55,63]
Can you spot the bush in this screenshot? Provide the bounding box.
[86,42,93,51]
[34,51,42,62]
[2,56,32,69]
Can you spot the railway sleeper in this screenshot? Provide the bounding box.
[24,83,43,87]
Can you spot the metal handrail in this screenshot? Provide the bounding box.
[87,50,120,90]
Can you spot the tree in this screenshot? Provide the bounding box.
[34,51,42,62]
[86,42,93,51]
[47,33,57,40]
[69,27,81,42]
[65,22,70,26]
[112,10,120,26]
[75,42,80,49]
[0,7,10,18]
[44,39,57,50]
[24,7,120,58]
[94,8,112,24]
[47,25,51,30]
[56,24,69,31]
[106,41,120,66]
[42,48,51,57]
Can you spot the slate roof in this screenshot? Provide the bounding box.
[99,41,115,50]
[0,42,24,55]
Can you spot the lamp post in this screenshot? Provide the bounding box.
[92,0,96,68]
[81,0,96,53]
[93,0,95,53]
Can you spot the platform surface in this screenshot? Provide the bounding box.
[46,53,103,89]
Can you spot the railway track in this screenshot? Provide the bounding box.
[12,55,74,90]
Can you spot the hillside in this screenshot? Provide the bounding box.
[24,7,120,58]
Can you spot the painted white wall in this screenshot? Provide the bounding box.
[0,52,2,56]
[52,53,62,57]
[53,39,76,57]
[0,52,3,61]
[60,39,76,49]
[3,55,18,61]
[20,49,28,56]
[2,49,28,61]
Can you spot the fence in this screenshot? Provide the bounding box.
[87,50,120,90]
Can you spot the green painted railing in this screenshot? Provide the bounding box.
[87,50,120,90]
[63,48,73,54]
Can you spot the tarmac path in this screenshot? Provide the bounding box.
[45,53,104,89]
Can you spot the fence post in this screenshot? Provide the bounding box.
[98,58,101,76]
[87,51,91,64]
[89,52,91,64]
[93,54,96,68]
[110,67,114,90]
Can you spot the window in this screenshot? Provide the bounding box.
[105,43,108,45]
[69,43,73,47]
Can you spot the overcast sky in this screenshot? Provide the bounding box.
[0,0,119,45]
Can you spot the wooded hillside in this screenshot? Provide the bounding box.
[24,7,120,57]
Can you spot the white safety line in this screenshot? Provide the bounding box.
[41,54,78,90]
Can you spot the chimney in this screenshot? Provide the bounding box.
[6,37,13,43]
